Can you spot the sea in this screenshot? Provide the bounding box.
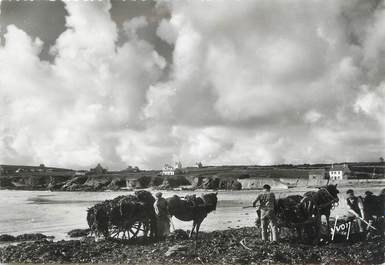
[0,186,382,241]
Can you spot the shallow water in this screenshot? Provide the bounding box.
[0,186,382,240]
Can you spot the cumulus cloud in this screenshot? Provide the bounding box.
[0,1,165,169]
[145,0,385,165]
[0,0,384,169]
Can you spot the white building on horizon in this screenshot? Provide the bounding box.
[161,161,183,176]
[162,164,175,176]
[329,164,351,181]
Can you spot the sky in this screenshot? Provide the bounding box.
[0,0,384,170]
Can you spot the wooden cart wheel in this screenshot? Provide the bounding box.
[108,221,144,240]
[129,222,142,238]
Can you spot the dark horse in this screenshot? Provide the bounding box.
[300,184,339,243]
[276,184,339,244]
[167,192,218,240]
[302,188,339,232]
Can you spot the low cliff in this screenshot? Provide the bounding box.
[0,173,246,191]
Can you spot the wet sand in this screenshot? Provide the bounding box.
[0,186,383,240]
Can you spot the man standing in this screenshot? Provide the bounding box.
[378,189,385,239]
[253,184,278,242]
[363,191,376,222]
[153,192,170,239]
[380,189,385,216]
[346,189,365,232]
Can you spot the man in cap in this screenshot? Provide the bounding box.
[363,191,376,222]
[362,190,385,240]
[253,184,278,242]
[346,189,365,232]
[153,192,170,239]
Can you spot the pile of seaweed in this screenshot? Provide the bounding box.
[86,190,156,238]
[0,227,383,264]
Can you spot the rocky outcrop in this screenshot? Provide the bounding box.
[238,178,291,190]
[106,179,126,190]
[201,176,220,189]
[82,176,112,190]
[61,176,88,191]
[0,172,261,192]
[67,229,90,238]
[0,233,53,242]
[195,176,242,190]
[126,176,157,189]
[158,176,191,189]
[0,177,15,188]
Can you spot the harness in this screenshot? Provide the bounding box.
[303,188,338,210]
[319,188,339,209]
[277,187,339,229]
[201,194,218,212]
[201,195,212,207]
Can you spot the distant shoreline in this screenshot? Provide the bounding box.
[1,162,384,192]
[0,179,384,193]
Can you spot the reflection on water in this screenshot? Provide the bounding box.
[0,186,382,241]
[27,196,101,205]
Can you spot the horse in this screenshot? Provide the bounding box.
[298,184,339,243]
[302,188,338,232]
[275,184,339,244]
[167,192,218,240]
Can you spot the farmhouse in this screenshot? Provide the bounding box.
[162,164,175,176]
[161,161,183,176]
[329,164,351,181]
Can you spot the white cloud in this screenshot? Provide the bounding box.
[304,110,323,124]
[0,1,166,169]
[144,0,385,165]
[0,0,384,169]
[156,18,177,45]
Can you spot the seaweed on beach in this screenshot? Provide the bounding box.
[86,190,156,239]
[0,227,383,264]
